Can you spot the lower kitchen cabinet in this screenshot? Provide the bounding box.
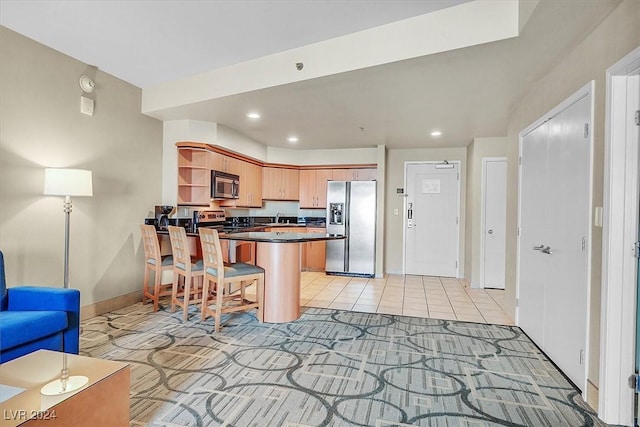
[220,240,256,264]
[263,227,325,271]
[303,227,326,272]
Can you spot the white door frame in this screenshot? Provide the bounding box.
[480,157,507,288]
[402,160,461,277]
[599,46,640,426]
[516,80,595,397]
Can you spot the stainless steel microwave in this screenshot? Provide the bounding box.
[211,170,239,199]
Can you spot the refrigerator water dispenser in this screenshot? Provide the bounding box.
[329,203,343,225]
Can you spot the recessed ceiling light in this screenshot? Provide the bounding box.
[246,112,260,119]
[430,131,442,137]
[287,136,299,143]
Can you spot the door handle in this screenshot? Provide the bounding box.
[533,245,544,251]
[487,229,493,234]
[541,246,552,254]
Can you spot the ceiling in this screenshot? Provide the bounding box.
[0,0,621,150]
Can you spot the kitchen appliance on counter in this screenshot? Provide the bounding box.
[326,181,376,277]
[211,170,239,200]
[155,205,174,230]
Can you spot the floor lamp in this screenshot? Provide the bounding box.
[41,168,93,395]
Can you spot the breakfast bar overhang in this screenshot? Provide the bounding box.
[218,231,345,323]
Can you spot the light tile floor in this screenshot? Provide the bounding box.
[299,272,514,325]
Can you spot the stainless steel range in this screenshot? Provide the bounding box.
[192,209,226,231]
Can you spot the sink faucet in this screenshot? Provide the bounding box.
[276,212,281,223]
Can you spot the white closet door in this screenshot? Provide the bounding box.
[518,93,591,389]
[482,159,507,289]
[543,96,590,387]
[519,122,549,347]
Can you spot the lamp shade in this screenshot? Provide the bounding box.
[44,168,93,197]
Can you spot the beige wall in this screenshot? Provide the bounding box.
[503,0,640,390]
[385,147,467,275]
[464,137,507,287]
[0,27,163,307]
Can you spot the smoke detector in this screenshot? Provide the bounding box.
[79,75,95,93]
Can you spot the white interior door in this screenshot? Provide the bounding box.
[405,162,459,277]
[519,122,549,347]
[599,51,640,424]
[542,96,590,388]
[481,158,507,289]
[518,93,591,389]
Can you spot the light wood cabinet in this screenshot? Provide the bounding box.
[299,169,333,208]
[235,161,262,208]
[303,227,327,271]
[176,143,376,209]
[262,168,279,199]
[355,168,377,180]
[177,148,212,205]
[262,167,299,200]
[211,152,240,175]
[284,169,300,200]
[331,168,377,181]
[221,240,256,264]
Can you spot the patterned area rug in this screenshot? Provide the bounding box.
[80,304,605,426]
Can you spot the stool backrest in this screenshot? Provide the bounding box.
[140,224,162,266]
[167,226,192,274]
[198,228,225,281]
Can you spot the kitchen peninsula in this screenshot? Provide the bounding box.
[220,231,344,322]
[158,229,344,323]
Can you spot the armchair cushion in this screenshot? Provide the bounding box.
[0,311,68,350]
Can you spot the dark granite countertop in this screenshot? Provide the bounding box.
[156,228,336,243]
[218,231,344,243]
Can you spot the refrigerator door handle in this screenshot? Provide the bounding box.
[344,183,350,272]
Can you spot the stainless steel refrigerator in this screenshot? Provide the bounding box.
[326,180,376,277]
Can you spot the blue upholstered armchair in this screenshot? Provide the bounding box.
[0,251,80,363]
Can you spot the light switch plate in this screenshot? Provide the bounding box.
[80,96,94,116]
[594,206,603,227]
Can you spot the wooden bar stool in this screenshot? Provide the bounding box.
[139,224,173,311]
[167,225,204,321]
[198,228,264,332]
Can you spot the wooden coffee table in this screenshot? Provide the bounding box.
[0,350,129,426]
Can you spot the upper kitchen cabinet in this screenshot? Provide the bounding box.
[176,142,377,208]
[238,160,263,207]
[299,169,333,209]
[220,159,262,208]
[331,168,377,181]
[262,167,299,201]
[177,147,212,205]
[210,152,240,175]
